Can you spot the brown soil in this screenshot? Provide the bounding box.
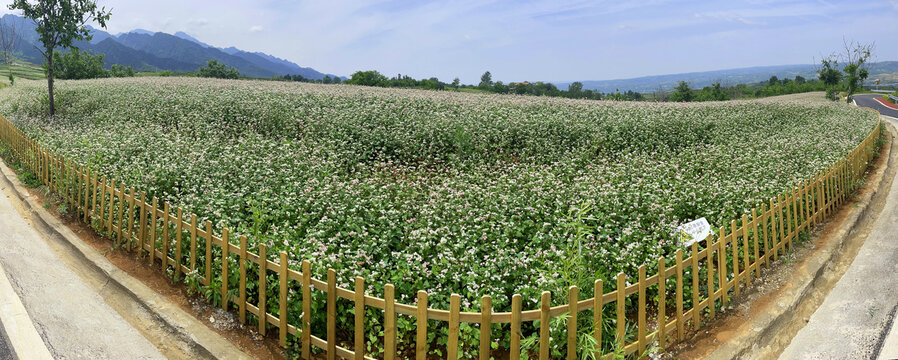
[21,186,286,360]
[670,129,892,359]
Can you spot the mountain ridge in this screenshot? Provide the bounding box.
[1,14,339,79]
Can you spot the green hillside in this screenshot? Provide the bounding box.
[0,62,45,81]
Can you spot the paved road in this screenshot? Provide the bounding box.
[855,94,898,118]
[779,111,898,359]
[0,333,10,360]
[0,180,164,358]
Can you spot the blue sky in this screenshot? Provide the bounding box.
[7,0,897,83]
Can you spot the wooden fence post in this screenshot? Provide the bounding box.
[205,221,213,286]
[416,290,427,360]
[776,195,787,255]
[657,258,666,348]
[190,214,198,272]
[691,242,699,329]
[707,237,716,319]
[149,197,158,265]
[126,188,136,251]
[258,244,267,336]
[328,269,337,360]
[99,175,107,229]
[617,273,627,344]
[675,250,684,341]
[302,260,311,359]
[221,227,229,310]
[82,167,90,223]
[638,265,647,354]
[539,291,551,360]
[768,199,778,262]
[447,293,460,360]
[356,277,367,360]
[510,294,522,360]
[741,214,750,284]
[175,207,184,280]
[239,235,247,323]
[138,192,146,254]
[116,183,125,246]
[752,208,761,278]
[162,202,170,272]
[481,295,493,360]
[594,279,603,356]
[107,178,116,235]
[730,220,740,298]
[278,252,288,348]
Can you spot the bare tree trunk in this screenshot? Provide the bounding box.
[47,48,54,116]
[0,18,17,66]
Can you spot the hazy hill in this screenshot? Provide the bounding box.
[174,31,212,48]
[82,38,199,72]
[555,62,898,93]
[115,32,279,78]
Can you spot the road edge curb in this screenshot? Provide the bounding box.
[0,262,54,360]
[0,158,253,360]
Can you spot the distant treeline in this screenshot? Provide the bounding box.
[276,73,343,84]
[339,70,645,101]
[43,51,842,103]
[336,70,836,102]
[665,75,829,102]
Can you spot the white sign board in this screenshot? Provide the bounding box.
[676,218,713,247]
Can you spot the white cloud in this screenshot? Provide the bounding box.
[249,25,263,33]
[188,17,208,27]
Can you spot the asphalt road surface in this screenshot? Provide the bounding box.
[855,94,898,118]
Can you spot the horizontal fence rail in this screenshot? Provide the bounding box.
[0,113,883,359]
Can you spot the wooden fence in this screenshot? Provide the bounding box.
[0,113,883,359]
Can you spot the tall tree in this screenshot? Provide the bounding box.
[710,81,727,101]
[817,55,842,101]
[669,81,693,102]
[9,0,110,116]
[451,77,460,89]
[567,81,583,97]
[479,71,492,89]
[841,39,874,103]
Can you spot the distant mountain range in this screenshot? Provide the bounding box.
[554,62,898,93]
[1,14,340,80]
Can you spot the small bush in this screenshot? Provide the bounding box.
[196,60,239,79]
[825,88,839,101]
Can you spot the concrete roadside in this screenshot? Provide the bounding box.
[0,163,165,358]
[874,117,898,360]
[881,316,898,360]
[0,261,53,360]
[779,116,898,359]
[0,155,254,359]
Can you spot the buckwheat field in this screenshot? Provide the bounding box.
[0,78,879,355]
